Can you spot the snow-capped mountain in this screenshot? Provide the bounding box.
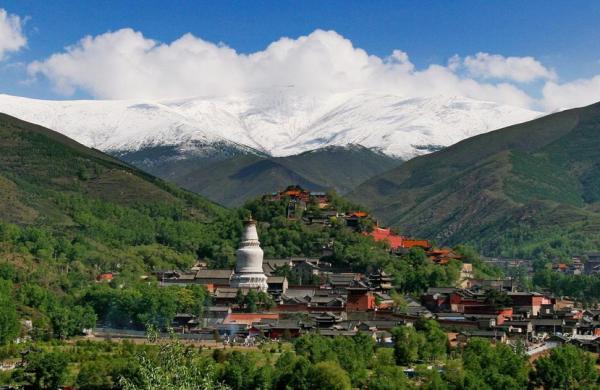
[0,90,542,160]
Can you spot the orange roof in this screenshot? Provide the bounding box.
[427,249,452,255]
[368,227,403,250]
[401,239,431,249]
[223,313,279,326]
[96,273,113,281]
[351,211,369,218]
[367,228,431,251]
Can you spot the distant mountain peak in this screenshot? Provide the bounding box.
[0,91,542,160]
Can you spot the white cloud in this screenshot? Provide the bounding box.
[541,76,600,111]
[462,52,556,83]
[0,8,26,60]
[24,28,556,110]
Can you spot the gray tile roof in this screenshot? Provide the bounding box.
[195,269,233,279]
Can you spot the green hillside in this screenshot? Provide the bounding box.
[0,113,247,277]
[0,113,473,342]
[351,102,600,259]
[131,144,401,206]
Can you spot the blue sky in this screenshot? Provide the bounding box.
[1,1,600,110]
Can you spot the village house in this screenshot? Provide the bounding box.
[265,185,334,220]
[308,293,346,310]
[157,271,197,286]
[140,211,600,352]
[205,306,232,319]
[508,292,553,316]
[310,191,330,208]
[263,257,321,280]
[584,253,600,275]
[346,281,376,311]
[427,248,462,265]
[502,320,533,336]
[328,273,361,293]
[213,287,245,305]
[195,269,233,286]
[345,211,369,228]
[249,319,308,339]
[223,313,280,326]
[267,276,289,297]
[462,278,516,292]
[313,312,345,328]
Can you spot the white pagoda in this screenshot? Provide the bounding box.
[230,219,268,291]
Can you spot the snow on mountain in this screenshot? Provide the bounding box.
[0,90,542,160]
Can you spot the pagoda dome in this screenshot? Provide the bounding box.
[235,220,265,273]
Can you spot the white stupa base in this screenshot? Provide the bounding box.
[230,273,268,292]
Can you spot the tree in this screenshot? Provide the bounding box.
[462,338,529,389]
[273,353,311,390]
[293,334,334,363]
[368,365,411,390]
[257,291,275,310]
[391,290,409,313]
[76,361,114,390]
[235,289,245,307]
[331,334,373,386]
[0,280,19,345]
[252,365,274,390]
[14,351,68,390]
[49,304,96,339]
[483,289,512,308]
[308,361,351,390]
[120,332,229,390]
[221,351,259,390]
[374,347,396,367]
[392,326,422,365]
[416,319,448,362]
[532,344,599,389]
[136,285,178,328]
[417,365,449,390]
[442,359,465,390]
[244,290,258,313]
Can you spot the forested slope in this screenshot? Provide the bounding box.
[120,144,400,206]
[352,102,600,259]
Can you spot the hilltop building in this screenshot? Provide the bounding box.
[230,219,268,291]
[366,226,431,251]
[266,185,332,219]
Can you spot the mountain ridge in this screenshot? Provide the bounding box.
[137,144,401,206]
[0,112,224,226]
[350,101,600,258]
[0,91,542,160]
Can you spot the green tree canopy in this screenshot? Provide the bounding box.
[0,280,19,345]
[462,338,529,389]
[307,361,351,390]
[532,344,599,389]
[13,351,68,390]
[392,326,422,365]
[368,365,411,390]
